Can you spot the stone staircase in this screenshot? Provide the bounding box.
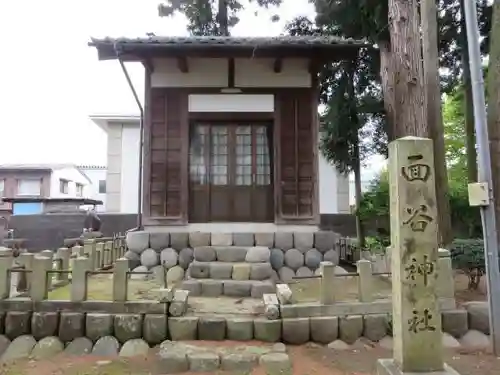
[180,246,275,298]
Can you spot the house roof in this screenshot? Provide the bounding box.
[0,164,93,184]
[89,114,140,132]
[89,35,373,61]
[77,165,107,170]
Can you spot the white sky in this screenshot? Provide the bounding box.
[0,0,384,181]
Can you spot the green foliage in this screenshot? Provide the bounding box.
[450,239,485,290]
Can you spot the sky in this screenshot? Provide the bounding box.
[0,0,384,181]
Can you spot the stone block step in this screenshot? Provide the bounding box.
[193,246,270,263]
[180,279,275,298]
[188,261,273,281]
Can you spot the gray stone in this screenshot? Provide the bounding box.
[188,352,220,371]
[0,312,4,335]
[1,335,36,361]
[294,232,314,253]
[126,231,150,254]
[124,250,141,269]
[323,249,340,265]
[232,263,251,280]
[166,266,185,286]
[223,280,252,297]
[259,352,291,373]
[178,248,194,269]
[314,231,337,253]
[282,318,309,344]
[442,310,469,338]
[284,249,304,270]
[255,233,275,247]
[114,314,143,343]
[169,317,198,340]
[274,232,293,250]
[465,302,490,335]
[379,336,393,350]
[170,233,189,251]
[245,247,271,263]
[296,266,313,278]
[86,313,113,342]
[92,335,120,356]
[0,335,10,357]
[65,337,93,355]
[149,233,170,251]
[160,248,179,268]
[119,338,150,357]
[251,280,275,298]
[233,233,255,246]
[5,311,31,340]
[270,248,285,270]
[339,315,363,344]
[59,312,85,342]
[305,248,323,269]
[327,340,351,350]
[211,233,233,246]
[442,333,461,349]
[157,350,189,373]
[363,314,388,342]
[271,343,287,353]
[271,270,280,283]
[215,247,247,262]
[201,280,223,296]
[189,261,210,278]
[250,263,273,280]
[141,248,160,268]
[278,267,295,282]
[130,265,150,280]
[189,232,211,248]
[198,317,226,341]
[143,314,168,345]
[31,336,64,359]
[220,353,257,371]
[180,279,202,296]
[210,263,233,279]
[194,246,216,262]
[31,312,59,340]
[459,329,491,350]
[226,318,254,341]
[310,317,338,344]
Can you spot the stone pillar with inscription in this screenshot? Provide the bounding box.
[377,137,460,375]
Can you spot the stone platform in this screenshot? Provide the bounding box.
[377,359,461,375]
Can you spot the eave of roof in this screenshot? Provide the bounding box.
[89,35,374,61]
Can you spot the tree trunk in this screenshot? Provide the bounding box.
[487,0,500,246]
[388,0,426,136]
[379,40,397,141]
[421,0,453,247]
[353,144,365,249]
[459,0,478,183]
[217,0,229,36]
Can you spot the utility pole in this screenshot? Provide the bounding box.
[463,0,500,355]
[420,0,453,247]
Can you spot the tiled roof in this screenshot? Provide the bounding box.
[77,165,107,170]
[0,163,71,171]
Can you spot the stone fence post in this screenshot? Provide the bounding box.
[31,256,51,302]
[113,258,129,301]
[18,252,34,291]
[0,250,13,299]
[56,247,71,283]
[95,242,104,269]
[320,261,336,304]
[84,240,96,270]
[437,249,455,300]
[71,257,90,302]
[357,259,373,302]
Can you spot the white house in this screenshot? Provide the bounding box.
[77,165,107,212]
[90,114,351,215]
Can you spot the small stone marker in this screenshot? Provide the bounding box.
[377,137,460,375]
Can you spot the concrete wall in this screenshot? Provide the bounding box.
[78,167,107,212]
[50,167,92,199]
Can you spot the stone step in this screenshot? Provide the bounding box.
[193,246,270,263]
[188,261,273,281]
[181,279,275,298]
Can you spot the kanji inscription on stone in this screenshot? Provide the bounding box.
[404,255,435,287]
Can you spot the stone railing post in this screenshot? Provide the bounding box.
[84,240,96,270]
[18,252,34,291]
[436,249,455,299]
[113,258,129,301]
[0,250,13,299]
[95,242,104,269]
[320,261,336,304]
[56,247,71,283]
[71,257,90,302]
[39,250,54,289]
[30,256,52,301]
[357,259,374,302]
[105,241,113,265]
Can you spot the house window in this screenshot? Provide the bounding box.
[59,179,69,194]
[17,179,41,196]
[76,183,84,197]
[0,179,4,197]
[98,180,106,194]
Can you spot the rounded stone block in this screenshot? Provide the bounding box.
[296,266,313,278]
[5,311,31,340]
[31,336,64,359]
[274,232,293,250]
[259,352,291,373]
[31,311,59,340]
[363,314,388,342]
[284,249,304,270]
[92,335,120,356]
[189,232,211,248]
[232,263,251,280]
[441,310,469,338]
[194,246,216,262]
[189,262,210,278]
[251,281,275,298]
[178,248,194,269]
[85,313,113,342]
[166,266,185,286]
[282,318,310,344]
[169,317,199,340]
[255,233,275,247]
[170,233,189,251]
[223,280,252,297]
[323,249,340,265]
[201,280,223,297]
[211,233,233,246]
[126,231,150,254]
[226,318,254,341]
[143,314,168,345]
[180,279,202,296]
[1,335,36,361]
[160,248,179,269]
[65,337,93,355]
[209,263,233,279]
[245,247,270,263]
[0,335,10,358]
[124,250,141,269]
[314,231,338,253]
[149,232,170,251]
[278,266,295,282]
[58,312,84,343]
[305,248,323,269]
[339,315,363,344]
[465,302,490,335]
[157,349,189,373]
[188,352,221,372]
[215,247,247,262]
[293,232,314,253]
[198,317,227,341]
[120,338,150,357]
[233,233,255,246]
[114,314,143,343]
[221,353,258,371]
[141,248,160,268]
[250,263,273,280]
[130,265,150,280]
[310,317,338,344]
[270,248,285,270]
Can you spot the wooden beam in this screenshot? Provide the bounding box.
[273,58,283,73]
[228,58,235,88]
[177,57,188,73]
[142,59,154,73]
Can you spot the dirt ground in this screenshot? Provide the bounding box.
[2,343,499,375]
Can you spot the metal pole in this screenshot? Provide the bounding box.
[463,0,500,355]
